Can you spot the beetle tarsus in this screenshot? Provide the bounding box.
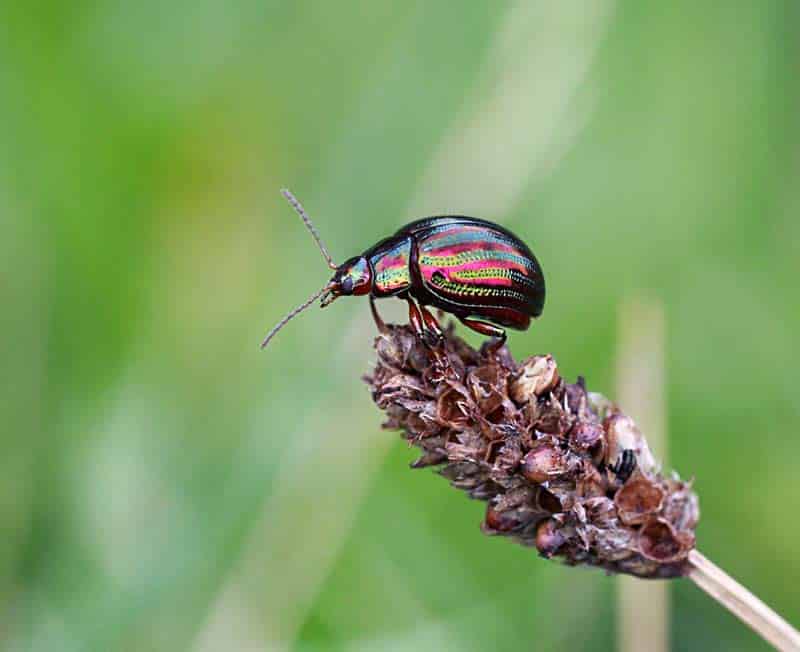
[485,333,507,356]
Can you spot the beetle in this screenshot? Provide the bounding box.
[260,189,545,350]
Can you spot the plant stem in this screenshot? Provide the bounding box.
[688,550,800,651]
[616,296,669,652]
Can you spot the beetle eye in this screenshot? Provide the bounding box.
[341,276,354,294]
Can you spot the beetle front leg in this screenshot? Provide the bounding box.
[369,295,389,334]
[458,317,507,353]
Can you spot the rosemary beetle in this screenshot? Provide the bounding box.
[260,190,546,349]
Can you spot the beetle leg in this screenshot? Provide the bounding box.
[458,317,507,353]
[419,305,444,346]
[369,295,389,334]
[458,317,506,340]
[406,298,426,339]
[406,298,452,369]
[406,299,458,375]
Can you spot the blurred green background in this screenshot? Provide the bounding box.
[2,1,798,650]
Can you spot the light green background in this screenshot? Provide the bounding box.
[1,1,798,650]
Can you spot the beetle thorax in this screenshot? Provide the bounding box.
[366,235,413,298]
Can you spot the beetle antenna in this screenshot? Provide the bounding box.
[260,283,334,350]
[281,188,337,270]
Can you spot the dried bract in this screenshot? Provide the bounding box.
[510,354,559,401]
[365,325,699,578]
[614,476,665,525]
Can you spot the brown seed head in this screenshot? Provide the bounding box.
[510,354,560,402]
[522,442,567,484]
[366,325,699,579]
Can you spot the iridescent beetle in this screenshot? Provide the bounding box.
[260,189,546,350]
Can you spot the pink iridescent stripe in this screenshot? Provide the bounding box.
[374,254,408,273]
[425,244,521,260]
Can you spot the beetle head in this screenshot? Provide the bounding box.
[321,256,372,307]
[261,191,375,350]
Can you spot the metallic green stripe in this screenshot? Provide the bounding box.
[420,229,516,251]
[450,268,536,288]
[430,274,528,302]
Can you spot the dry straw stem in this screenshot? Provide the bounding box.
[365,324,800,651]
[688,551,800,652]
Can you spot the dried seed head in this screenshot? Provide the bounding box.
[570,421,604,450]
[437,387,472,429]
[484,503,524,534]
[535,518,567,557]
[576,461,608,499]
[510,355,560,402]
[366,325,700,579]
[614,476,666,525]
[522,442,567,484]
[605,414,657,476]
[467,364,509,413]
[638,519,693,563]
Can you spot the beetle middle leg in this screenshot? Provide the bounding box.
[405,298,426,339]
[419,304,444,347]
[458,317,507,353]
[405,298,442,345]
[406,298,451,369]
